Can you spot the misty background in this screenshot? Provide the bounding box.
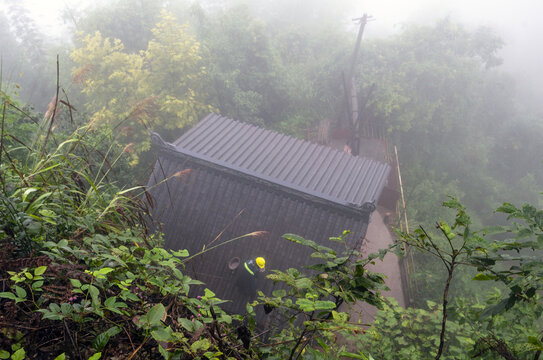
[6,0,543,114]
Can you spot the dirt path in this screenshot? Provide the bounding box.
[347,209,405,324]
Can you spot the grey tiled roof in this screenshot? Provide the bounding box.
[172,113,390,209]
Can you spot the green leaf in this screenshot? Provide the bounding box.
[92,267,115,279]
[53,354,66,360]
[32,281,44,290]
[282,233,308,244]
[22,187,38,202]
[314,300,336,310]
[220,314,232,324]
[204,288,215,298]
[151,326,174,342]
[338,351,372,359]
[496,203,518,215]
[61,303,73,315]
[93,332,110,352]
[91,325,122,351]
[190,339,211,352]
[0,292,17,300]
[147,303,165,326]
[246,304,254,314]
[178,317,195,332]
[171,249,189,257]
[472,273,496,281]
[34,266,47,276]
[88,285,100,305]
[10,348,25,360]
[294,278,313,289]
[158,345,172,360]
[0,350,9,359]
[104,296,117,308]
[296,298,315,312]
[87,353,101,360]
[39,209,56,218]
[14,286,26,299]
[49,303,61,313]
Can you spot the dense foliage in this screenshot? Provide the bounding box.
[71,11,212,165]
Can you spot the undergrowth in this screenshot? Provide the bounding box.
[0,86,385,359]
[0,91,254,359]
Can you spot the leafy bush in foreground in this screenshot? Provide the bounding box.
[0,95,247,359]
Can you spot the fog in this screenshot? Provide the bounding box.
[8,0,542,114]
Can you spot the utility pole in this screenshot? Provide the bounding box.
[348,14,369,83]
[344,14,372,155]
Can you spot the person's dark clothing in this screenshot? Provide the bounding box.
[236,259,261,299]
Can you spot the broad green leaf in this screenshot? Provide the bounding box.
[178,317,195,332]
[338,351,372,359]
[204,288,215,298]
[93,331,111,352]
[60,303,72,315]
[158,345,172,360]
[147,303,165,326]
[296,298,315,312]
[282,233,307,244]
[11,348,25,360]
[0,292,17,300]
[294,278,313,289]
[39,209,56,218]
[49,303,61,313]
[14,286,26,299]
[190,339,211,352]
[104,296,117,308]
[220,314,232,324]
[88,285,100,305]
[151,326,174,342]
[53,354,66,360]
[70,279,82,288]
[246,304,254,314]
[32,281,44,290]
[314,300,336,310]
[34,266,47,276]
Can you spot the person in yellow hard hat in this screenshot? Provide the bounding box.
[237,256,266,298]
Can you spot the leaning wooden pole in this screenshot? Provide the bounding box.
[395,146,409,233]
[395,145,417,305]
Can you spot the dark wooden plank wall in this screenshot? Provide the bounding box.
[148,156,370,318]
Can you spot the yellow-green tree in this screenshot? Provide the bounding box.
[71,11,211,165]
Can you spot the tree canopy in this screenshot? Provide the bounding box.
[71,11,212,164]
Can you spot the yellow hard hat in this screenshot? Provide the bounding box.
[256,257,265,269]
